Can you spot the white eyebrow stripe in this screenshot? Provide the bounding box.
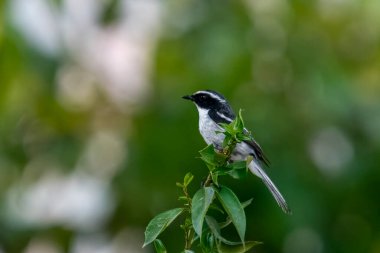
[217,111,233,123]
[195,91,226,102]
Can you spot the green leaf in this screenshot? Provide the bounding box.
[183,172,194,186]
[227,161,248,179]
[209,203,225,214]
[191,187,215,237]
[204,216,221,236]
[215,186,246,243]
[211,172,219,186]
[154,239,167,253]
[199,145,227,169]
[215,151,229,164]
[199,145,217,166]
[241,198,253,209]
[235,109,245,132]
[200,232,216,253]
[205,216,242,246]
[220,198,253,229]
[222,135,231,149]
[228,169,248,180]
[143,208,184,247]
[178,196,188,201]
[227,161,246,170]
[217,241,262,253]
[219,123,230,129]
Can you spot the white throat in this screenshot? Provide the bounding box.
[195,106,224,147]
[196,106,209,121]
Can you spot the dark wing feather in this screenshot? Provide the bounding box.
[208,108,235,124]
[243,138,270,166]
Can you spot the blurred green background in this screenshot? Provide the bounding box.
[1,0,380,252]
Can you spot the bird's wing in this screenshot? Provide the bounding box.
[243,128,270,166]
[208,109,235,124]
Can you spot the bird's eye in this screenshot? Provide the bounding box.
[201,95,206,99]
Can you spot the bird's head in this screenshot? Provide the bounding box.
[182,90,227,110]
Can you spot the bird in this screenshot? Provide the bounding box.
[183,90,291,214]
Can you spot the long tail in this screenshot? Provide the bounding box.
[248,161,292,214]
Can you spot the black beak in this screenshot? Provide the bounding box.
[182,95,194,101]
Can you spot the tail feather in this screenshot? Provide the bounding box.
[248,161,292,214]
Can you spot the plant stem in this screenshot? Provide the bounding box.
[184,225,194,250]
[203,173,213,187]
[181,183,195,250]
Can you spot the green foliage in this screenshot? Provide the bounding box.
[191,187,215,237]
[217,241,262,253]
[215,186,246,243]
[219,110,253,155]
[154,239,167,253]
[143,208,184,247]
[144,110,261,252]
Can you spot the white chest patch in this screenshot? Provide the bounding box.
[197,107,225,149]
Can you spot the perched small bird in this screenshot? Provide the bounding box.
[183,90,291,214]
